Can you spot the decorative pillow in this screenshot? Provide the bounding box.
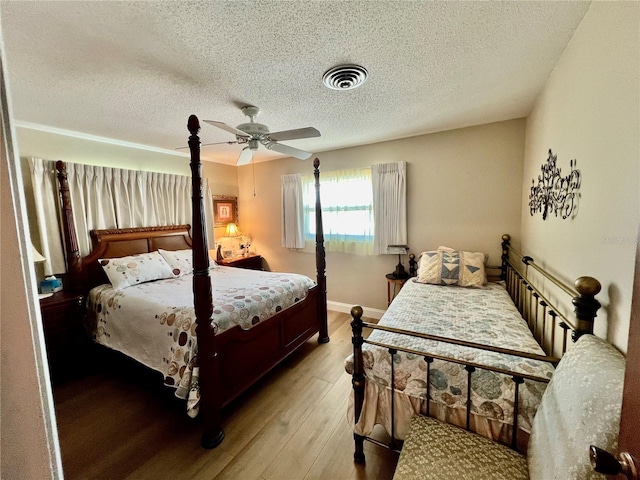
[416,250,487,287]
[99,251,174,289]
[158,248,218,277]
[527,334,625,480]
[438,245,489,263]
[158,248,193,277]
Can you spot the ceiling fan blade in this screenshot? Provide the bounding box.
[236,147,254,166]
[268,127,321,142]
[203,120,249,138]
[175,140,239,150]
[267,142,313,160]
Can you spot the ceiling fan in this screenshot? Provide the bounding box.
[201,106,321,166]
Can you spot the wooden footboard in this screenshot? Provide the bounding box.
[350,234,602,463]
[216,286,321,407]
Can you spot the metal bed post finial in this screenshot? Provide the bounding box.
[572,276,601,341]
[501,234,511,281]
[409,253,417,277]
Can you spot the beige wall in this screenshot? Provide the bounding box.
[238,119,526,311]
[16,127,192,174]
[2,85,61,478]
[202,160,239,242]
[522,1,639,352]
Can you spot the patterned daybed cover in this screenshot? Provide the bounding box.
[86,266,316,417]
[345,279,555,442]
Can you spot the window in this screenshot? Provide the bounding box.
[302,168,374,254]
[282,162,405,255]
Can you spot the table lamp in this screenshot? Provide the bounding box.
[225,222,241,237]
[387,244,409,279]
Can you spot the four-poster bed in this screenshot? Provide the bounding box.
[54,115,328,448]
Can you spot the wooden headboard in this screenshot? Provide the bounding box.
[78,225,193,291]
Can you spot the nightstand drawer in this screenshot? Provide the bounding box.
[219,254,263,270]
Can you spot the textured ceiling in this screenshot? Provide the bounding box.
[1,1,590,165]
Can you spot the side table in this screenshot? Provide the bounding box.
[218,254,263,270]
[386,274,408,306]
[39,290,85,382]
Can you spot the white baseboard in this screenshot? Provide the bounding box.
[327,300,385,320]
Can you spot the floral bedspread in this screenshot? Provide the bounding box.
[86,266,315,417]
[345,279,555,434]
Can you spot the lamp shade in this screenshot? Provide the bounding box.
[225,222,240,237]
[31,243,46,262]
[387,244,409,279]
[387,244,409,255]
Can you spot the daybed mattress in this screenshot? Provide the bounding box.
[86,265,316,416]
[345,279,555,443]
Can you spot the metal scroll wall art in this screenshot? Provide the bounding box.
[529,149,581,220]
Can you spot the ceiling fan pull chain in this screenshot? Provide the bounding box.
[252,159,257,197]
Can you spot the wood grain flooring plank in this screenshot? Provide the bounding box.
[52,312,397,480]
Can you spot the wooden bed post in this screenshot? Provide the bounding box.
[187,115,224,449]
[350,305,366,464]
[55,161,83,291]
[572,276,601,341]
[314,158,329,343]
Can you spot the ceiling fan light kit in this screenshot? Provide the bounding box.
[323,64,368,90]
[203,106,320,165]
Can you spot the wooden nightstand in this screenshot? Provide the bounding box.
[219,254,263,270]
[386,274,408,306]
[39,290,85,382]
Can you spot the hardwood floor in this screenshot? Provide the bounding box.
[52,311,399,479]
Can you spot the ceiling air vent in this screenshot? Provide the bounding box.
[323,64,368,90]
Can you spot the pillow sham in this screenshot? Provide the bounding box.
[99,251,174,289]
[158,248,219,277]
[438,245,489,263]
[416,250,487,287]
[158,248,193,277]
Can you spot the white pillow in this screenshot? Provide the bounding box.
[158,248,193,277]
[158,248,218,277]
[99,251,174,289]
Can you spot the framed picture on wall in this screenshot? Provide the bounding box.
[212,195,238,227]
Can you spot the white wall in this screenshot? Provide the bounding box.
[522,1,639,352]
[239,119,526,311]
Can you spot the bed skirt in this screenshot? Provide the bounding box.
[347,379,530,453]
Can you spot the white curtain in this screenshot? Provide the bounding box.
[372,161,407,255]
[302,168,374,255]
[28,158,214,275]
[281,174,305,248]
[30,159,66,274]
